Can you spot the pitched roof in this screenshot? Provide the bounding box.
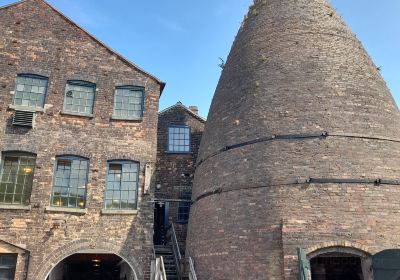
[159,102,206,123]
[0,0,166,94]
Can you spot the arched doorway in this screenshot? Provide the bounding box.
[310,252,363,280]
[307,246,372,280]
[34,240,143,280]
[46,251,136,280]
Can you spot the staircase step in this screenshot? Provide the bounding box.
[154,245,172,249]
[155,247,172,250]
[154,245,179,280]
[158,258,173,262]
[155,249,173,254]
[160,255,174,259]
[155,252,173,256]
[164,266,176,271]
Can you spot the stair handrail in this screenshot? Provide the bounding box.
[150,246,155,279]
[188,257,198,280]
[153,256,167,280]
[170,223,182,279]
[171,223,182,260]
[152,245,156,260]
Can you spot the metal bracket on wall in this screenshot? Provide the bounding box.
[144,163,154,194]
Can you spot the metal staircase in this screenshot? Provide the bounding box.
[154,245,178,279]
[152,223,198,280]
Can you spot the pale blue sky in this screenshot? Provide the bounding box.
[1,0,399,118]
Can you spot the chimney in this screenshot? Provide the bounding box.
[188,106,199,115]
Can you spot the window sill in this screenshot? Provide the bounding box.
[110,116,143,121]
[45,206,87,214]
[0,204,31,210]
[101,209,138,215]
[9,104,44,112]
[60,111,94,118]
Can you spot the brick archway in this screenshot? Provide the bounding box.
[305,241,371,259]
[306,243,372,280]
[33,239,143,280]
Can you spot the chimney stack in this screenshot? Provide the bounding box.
[188,106,199,115]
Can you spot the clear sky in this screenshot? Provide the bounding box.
[1,0,399,118]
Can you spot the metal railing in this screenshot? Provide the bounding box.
[151,256,167,280]
[152,246,156,260]
[170,223,183,279]
[188,257,198,280]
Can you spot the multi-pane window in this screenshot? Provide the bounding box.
[63,81,95,115]
[177,191,191,223]
[113,86,144,119]
[168,125,190,152]
[51,156,88,209]
[0,152,36,205]
[13,74,48,108]
[105,161,138,210]
[0,254,17,280]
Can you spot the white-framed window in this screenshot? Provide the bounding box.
[168,125,190,153]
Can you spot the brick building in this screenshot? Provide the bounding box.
[2,0,400,280]
[186,0,400,280]
[0,0,164,279]
[154,102,205,245]
[153,102,204,278]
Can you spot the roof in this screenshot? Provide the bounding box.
[159,102,206,123]
[0,0,166,94]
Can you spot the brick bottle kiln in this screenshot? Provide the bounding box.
[186,0,400,279]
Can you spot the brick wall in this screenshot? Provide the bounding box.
[0,0,162,279]
[156,103,204,250]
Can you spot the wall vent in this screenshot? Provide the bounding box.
[12,110,35,127]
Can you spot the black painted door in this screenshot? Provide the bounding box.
[153,203,166,245]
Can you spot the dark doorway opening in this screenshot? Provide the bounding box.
[310,253,363,280]
[47,253,134,280]
[153,202,168,245]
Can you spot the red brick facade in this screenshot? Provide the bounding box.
[0,0,163,279]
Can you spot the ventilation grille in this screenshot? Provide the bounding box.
[12,110,35,127]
